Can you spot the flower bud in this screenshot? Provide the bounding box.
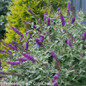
[25,40,29,50]
[47,17,50,26]
[67,2,71,15]
[82,31,86,40]
[35,38,42,47]
[53,74,59,79]
[44,11,47,20]
[23,53,36,63]
[71,17,75,24]
[7,61,20,66]
[7,44,17,51]
[67,40,72,47]
[40,35,44,42]
[19,58,28,62]
[51,51,58,59]
[60,13,65,27]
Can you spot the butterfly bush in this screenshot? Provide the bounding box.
[0,2,86,86]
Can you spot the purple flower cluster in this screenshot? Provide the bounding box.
[67,2,71,15]
[51,74,59,86]
[12,40,17,44]
[35,35,44,47]
[35,38,42,47]
[82,31,86,40]
[11,26,23,40]
[53,74,59,79]
[47,17,50,26]
[51,51,58,59]
[67,40,72,47]
[51,79,59,86]
[44,11,47,20]
[12,40,18,48]
[27,9,34,15]
[25,40,29,50]
[60,13,65,27]
[7,44,17,51]
[40,35,44,42]
[23,53,36,63]
[7,61,20,66]
[19,58,28,62]
[71,17,75,24]
[33,24,36,28]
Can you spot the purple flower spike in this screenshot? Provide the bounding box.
[40,35,44,42]
[67,2,71,15]
[35,38,42,47]
[12,40,17,44]
[7,44,17,51]
[11,26,23,37]
[82,31,86,40]
[11,41,18,48]
[53,74,59,80]
[19,58,28,62]
[67,40,72,47]
[27,9,32,12]
[25,40,29,50]
[67,2,71,11]
[20,36,23,41]
[23,53,36,63]
[7,61,20,66]
[51,79,56,84]
[44,11,47,20]
[71,17,75,24]
[57,8,60,11]
[82,36,85,40]
[51,79,59,86]
[27,9,34,15]
[47,17,50,26]
[33,24,36,28]
[51,51,58,59]
[60,13,65,27]
[65,40,67,44]
[54,82,59,86]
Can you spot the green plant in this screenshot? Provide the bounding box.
[0,2,86,85]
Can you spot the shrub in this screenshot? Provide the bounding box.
[1,1,86,86]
